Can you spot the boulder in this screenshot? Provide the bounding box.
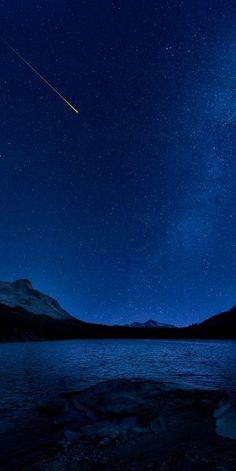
[80,417,138,439]
[36,401,63,417]
[150,416,167,434]
[214,398,236,440]
[74,379,169,417]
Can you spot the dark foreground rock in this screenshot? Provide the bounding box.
[28,379,236,471]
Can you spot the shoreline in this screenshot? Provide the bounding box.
[23,379,236,471]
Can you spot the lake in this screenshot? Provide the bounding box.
[0,339,236,468]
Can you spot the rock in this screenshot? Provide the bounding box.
[54,380,231,450]
[137,410,153,426]
[60,390,82,399]
[80,417,137,438]
[27,380,236,471]
[74,379,168,417]
[51,420,65,431]
[36,401,63,417]
[150,416,167,434]
[72,398,96,420]
[99,437,112,447]
[193,399,216,413]
[214,398,236,440]
[131,425,150,433]
[62,401,92,431]
[64,429,80,443]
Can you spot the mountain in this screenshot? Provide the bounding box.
[0,279,72,320]
[0,301,234,341]
[0,303,91,342]
[130,319,176,328]
[190,305,236,338]
[0,279,235,341]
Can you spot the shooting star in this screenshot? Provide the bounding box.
[2,38,79,114]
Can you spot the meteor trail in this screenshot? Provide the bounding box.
[2,38,79,114]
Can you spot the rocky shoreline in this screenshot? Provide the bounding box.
[23,379,236,470]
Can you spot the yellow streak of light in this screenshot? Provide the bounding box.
[2,38,79,114]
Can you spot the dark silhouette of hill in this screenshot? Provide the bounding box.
[190,305,236,338]
[0,303,235,341]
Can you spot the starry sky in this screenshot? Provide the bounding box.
[0,0,235,326]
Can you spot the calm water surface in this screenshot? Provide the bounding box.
[0,339,236,467]
[1,339,236,428]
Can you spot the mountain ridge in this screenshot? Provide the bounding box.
[0,279,72,320]
[130,319,176,329]
[0,302,235,342]
[0,279,235,341]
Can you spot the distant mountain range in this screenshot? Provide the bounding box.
[0,279,235,341]
[130,320,176,329]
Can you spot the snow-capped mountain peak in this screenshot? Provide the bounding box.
[130,319,176,328]
[0,279,72,320]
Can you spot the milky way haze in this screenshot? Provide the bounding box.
[0,0,235,325]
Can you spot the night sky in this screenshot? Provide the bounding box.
[0,0,235,326]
